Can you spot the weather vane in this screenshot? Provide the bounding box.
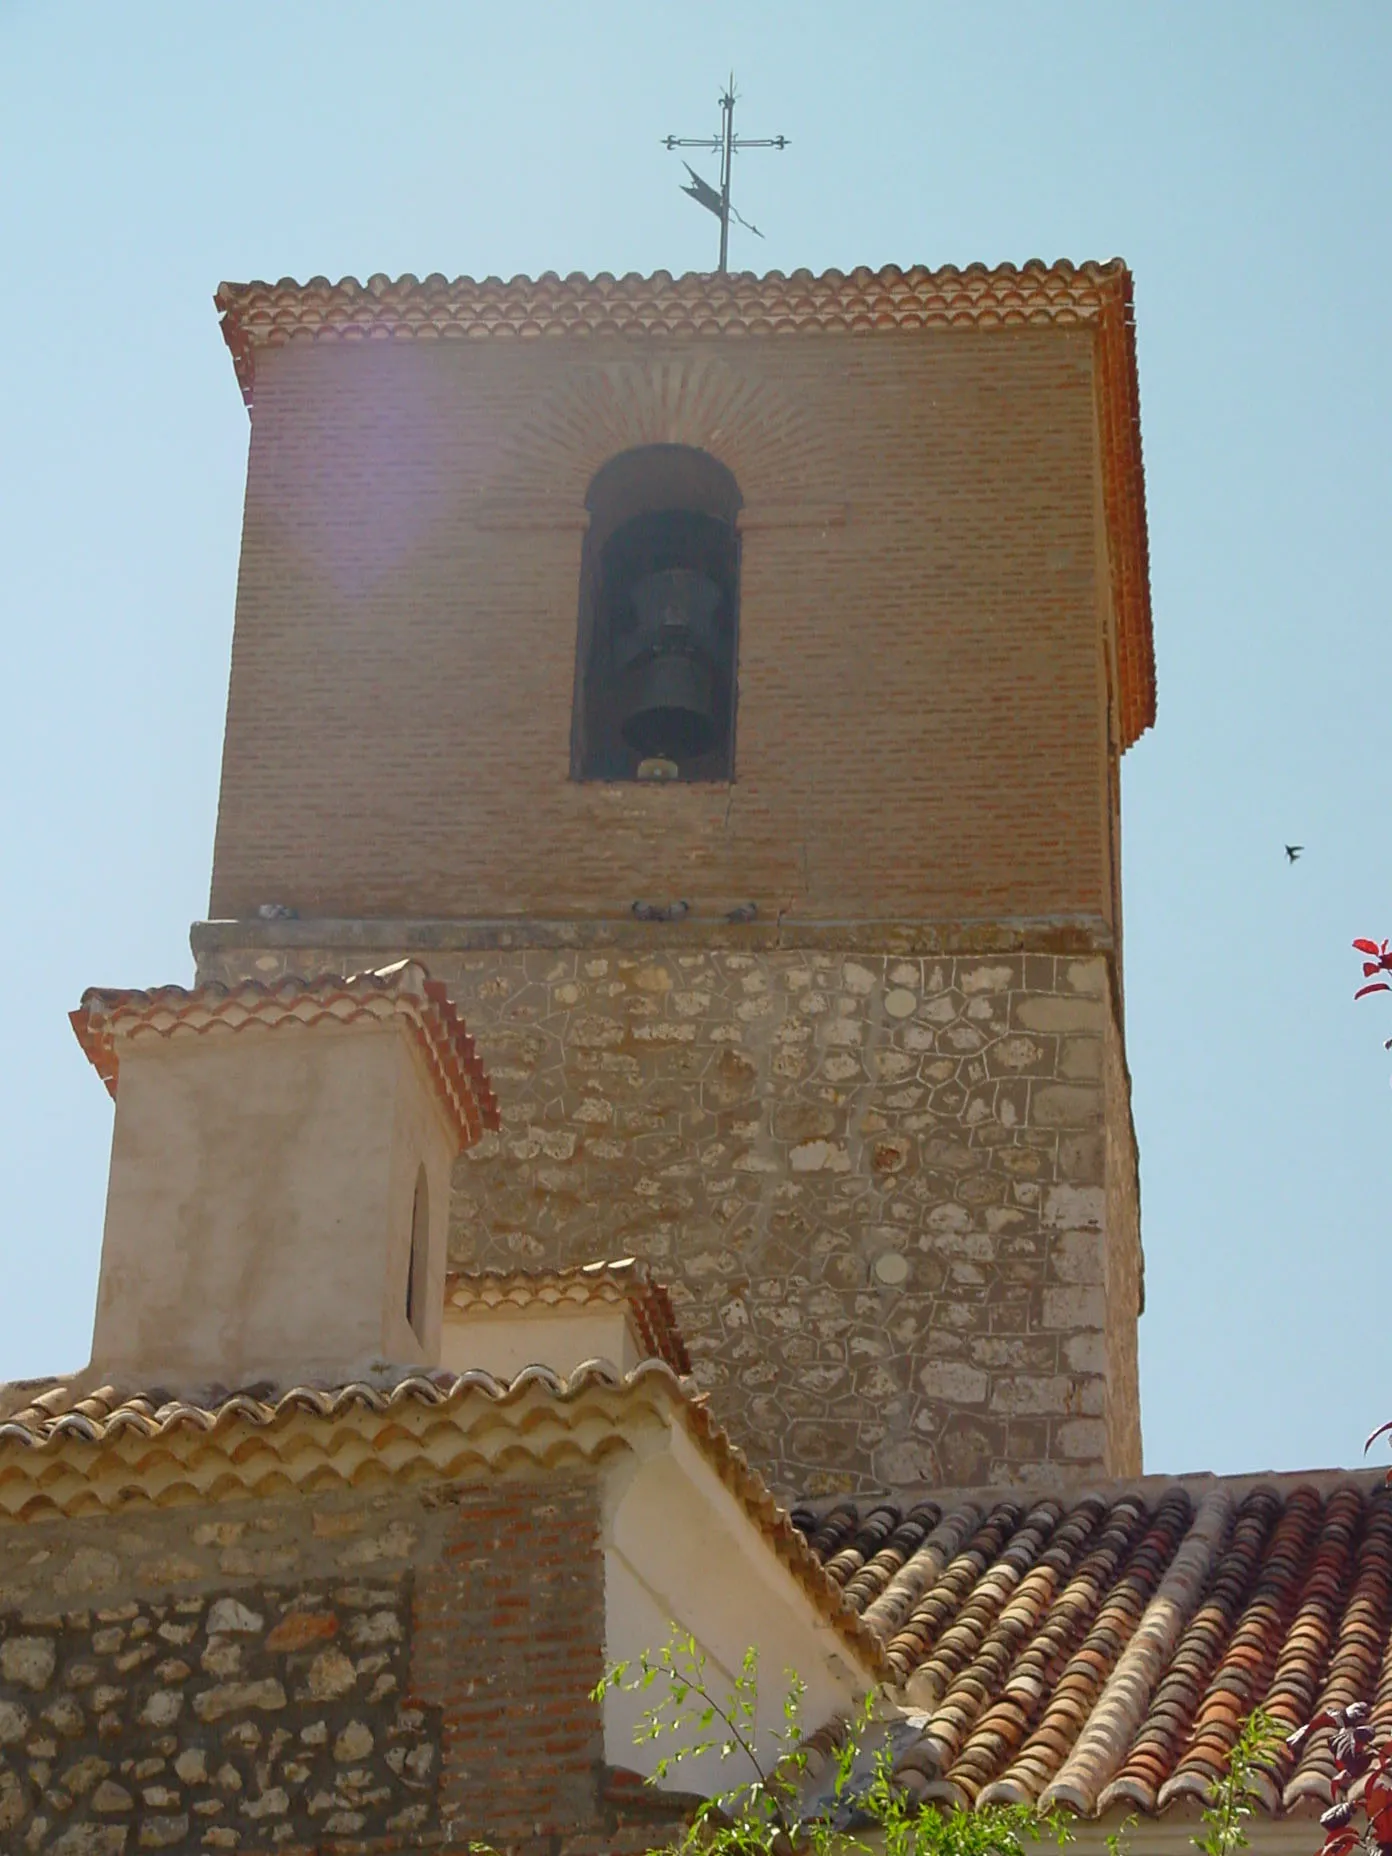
[663,75,788,274]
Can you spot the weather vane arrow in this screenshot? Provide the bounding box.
[663,74,788,273]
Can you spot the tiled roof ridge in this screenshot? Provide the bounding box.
[444,1257,692,1375]
[1040,1486,1234,1815]
[0,1359,664,1448]
[933,1496,1124,1802]
[213,256,1154,749]
[69,961,500,1145]
[0,1360,881,1678]
[1100,1485,1285,1814]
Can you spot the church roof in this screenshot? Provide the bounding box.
[3,1340,1384,1824]
[213,259,1154,747]
[70,960,500,1145]
[794,1474,1392,1821]
[0,1360,884,1678]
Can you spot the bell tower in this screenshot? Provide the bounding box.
[198,261,1153,1497]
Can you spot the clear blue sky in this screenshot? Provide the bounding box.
[2,2,1389,1476]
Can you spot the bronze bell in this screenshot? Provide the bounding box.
[615,568,722,763]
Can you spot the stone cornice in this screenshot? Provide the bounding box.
[191,914,1117,962]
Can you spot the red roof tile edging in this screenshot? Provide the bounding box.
[70,960,500,1146]
[445,1259,692,1376]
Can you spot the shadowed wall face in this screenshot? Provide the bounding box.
[210,328,1114,928]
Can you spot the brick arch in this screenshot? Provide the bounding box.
[486,354,843,506]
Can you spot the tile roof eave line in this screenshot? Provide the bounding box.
[0,1357,665,1450]
[443,1262,692,1379]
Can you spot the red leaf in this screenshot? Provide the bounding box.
[1355,940,1383,955]
[1355,983,1391,999]
[1366,1419,1392,1453]
[1366,964,1383,977]
[1322,1829,1362,1856]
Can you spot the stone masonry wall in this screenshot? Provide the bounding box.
[0,1476,608,1854]
[197,933,1144,1499]
[1103,999,1143,1479]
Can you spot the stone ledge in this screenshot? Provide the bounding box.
[191,915,1117,961]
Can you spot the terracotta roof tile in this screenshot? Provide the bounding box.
[444,1258,691,1375]
[214,261,1153,749]
[794,1475,1392,1820]
[70,960,499,1146]
[215,261,1124,398]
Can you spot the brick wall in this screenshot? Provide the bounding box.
[0,1480,616,1854]
[209,328,1115,929]
[197,929,1144,1497]
[413,1478,605,1848]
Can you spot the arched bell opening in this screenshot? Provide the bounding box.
[572,445,741,782]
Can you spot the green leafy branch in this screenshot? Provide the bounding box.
[595,1628,1074,1856]
[593,1629,811,1846]
[1191,1708,1285,1856]
[861,1745,1072,1856]
[593,1629,1282,1856]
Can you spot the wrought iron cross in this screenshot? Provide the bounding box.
[663,75,788,273]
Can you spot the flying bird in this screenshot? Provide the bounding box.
[1286,845,1304,864]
